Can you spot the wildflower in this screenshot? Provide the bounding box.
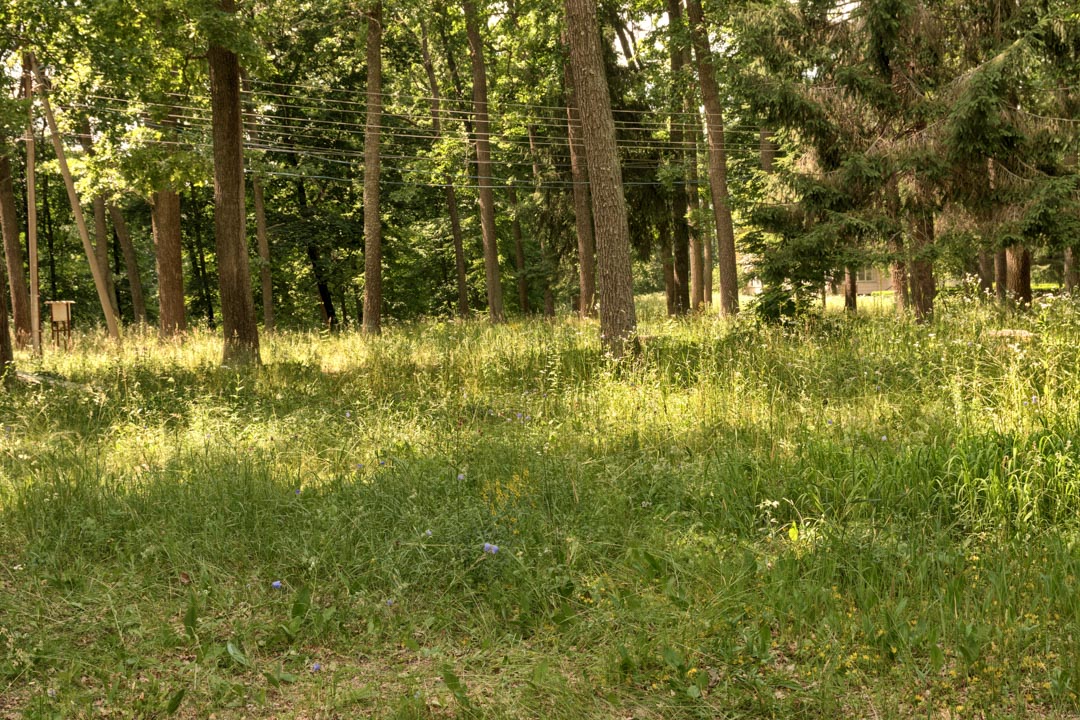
[271,580,283,589]
[457,473,465,481]
[827,419,833,425]
[295,489,301,495]
[483,543,499,554]
[881,435,887,441]
[424,529,433,537]
[312,662,322,671]
[345,411,351,418]
[386,598,394,607]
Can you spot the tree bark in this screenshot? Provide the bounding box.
[908,210,936,322]
[667,0,693,314]
[363,2,383,335]
[209,3,260,364]
[993,248,1007,302]
[91,196,120,320]
[686,0,738,316]
[0,151,30,347]
[564,49,596,318]
[23,56,41,355]
[565,0,637,355]
[844,267,857,312]
[152,190,186,336]
[421,19,469,318]
[1006,245,1032,305]
[252,178,274,331]
[464,0,505,323]
[1065,247,1078,293]
[108,205,147,324]
[33,57,120,340]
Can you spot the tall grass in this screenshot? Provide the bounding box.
[2,292,1080,718]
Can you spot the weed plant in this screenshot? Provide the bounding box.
[2,292,1080,718]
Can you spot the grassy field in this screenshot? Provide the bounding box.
[3,292,1080,718]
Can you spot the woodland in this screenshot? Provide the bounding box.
[2,0,1080,718]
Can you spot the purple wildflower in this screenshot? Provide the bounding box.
[271,580,283,589]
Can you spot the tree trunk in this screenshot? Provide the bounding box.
[976,250,994,296]
[189,199,215,327]
[692,137,712,304]
[421,19,469,319]
[251,178,274,331]
[362,2,383,334]
[1065,247,1078,293]
[908,211,936,322]
[152,190,186,336]
[0,151,30,347]
[91,196,120,320]
[993,248,1007,301]
[686,0,738,316]
[844,267,857,312]
[23,56,41,355]
[209,1,259,363]
[33,57,120,340]
[564,49,596,318]
[0,238,11,375]
[667,0,693,315]
[565,0,637,355]
[464,0,505,323]
[108,205,147,324]
[507,183,530,313]
[1006,245,1032,305]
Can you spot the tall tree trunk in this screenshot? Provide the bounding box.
[108,205,147,324]
[78,121,121,321]
[0,151,30,347]
[463,0,505,323]
[976,249,994,296]
[209,0,260,364]
[421,20,469,319]
[686,0,738,316]
[251,178,274,331]
[564,50,596,318]
[188,197,215,327]
[152,190,186,336]
[507,183,530,313]
[666,0,692,315]
[1006,245,1032,305]
[23,56,41,355]
[91,196,120,320]
[565,0,637,355]
[844,267,857,312]
[33,57,120,340]
[362,3,383,334]
[908,211,936,322]
[692,136,712,304]
[1065,247,1079,293]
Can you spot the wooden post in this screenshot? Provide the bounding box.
[31,55,120,340]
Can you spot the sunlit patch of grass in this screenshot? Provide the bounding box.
[2,293,1080,717]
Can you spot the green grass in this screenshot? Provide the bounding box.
[3,292,1080,718]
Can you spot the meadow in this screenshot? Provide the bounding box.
[2,291,1080,718]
